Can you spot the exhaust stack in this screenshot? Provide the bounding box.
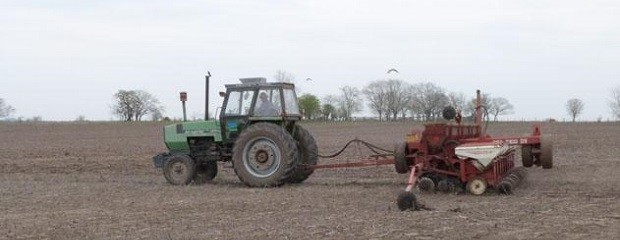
[205,71,211,121]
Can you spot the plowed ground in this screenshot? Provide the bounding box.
[1,121,619,239]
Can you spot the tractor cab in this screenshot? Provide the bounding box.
[219,78,301,142]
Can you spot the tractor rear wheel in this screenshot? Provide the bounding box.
[396,191,418,211]
[466,178,487,195]
[163,153,196,185]
[192,161,218,185]
[286,126,318,184]
[394,142,409,174]
[521,145,534,167]
[232,122,299,187]
[540,135,553,169]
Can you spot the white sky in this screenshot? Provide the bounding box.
[1,0,619,121]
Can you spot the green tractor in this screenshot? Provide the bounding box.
[153,77,318,187]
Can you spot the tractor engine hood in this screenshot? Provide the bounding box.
[455,142,512,171]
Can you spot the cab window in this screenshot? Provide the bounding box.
[224,90,255,115]
[283,89,300,115]
[253,89,281,116]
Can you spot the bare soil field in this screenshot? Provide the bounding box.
[1,121,619,239]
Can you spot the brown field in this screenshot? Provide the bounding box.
[1,121,619,239]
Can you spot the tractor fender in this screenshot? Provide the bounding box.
[152,152,171,168]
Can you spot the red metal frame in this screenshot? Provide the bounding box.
[405,163,423,192]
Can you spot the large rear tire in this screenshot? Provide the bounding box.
[540,135,553,169]
[521,145,534,167]
[232,122,299,187]
[394,142,409,174]
[192,161,218,185]
[286,125,318,184]
[163,153,196,185]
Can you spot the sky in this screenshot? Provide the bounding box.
[1,0,619,121]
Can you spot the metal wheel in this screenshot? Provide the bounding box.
[396,191,418,211]
[437,179,456,193]
[511,167,527,179]
[466,178,487,195]
[505,174,521,187]
[498,182,513,195]
[521,145,534,167]
[418,177,435,193]
[242,137,282,178]
[540,135,553,169]
[163,154,196,185]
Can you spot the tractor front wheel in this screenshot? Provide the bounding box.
[232,122,299,187]
[163,153,196,185]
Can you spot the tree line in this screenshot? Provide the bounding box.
[4,79,620,122]
[298,79,516,122]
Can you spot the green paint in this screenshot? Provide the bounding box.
[163,120,222,151]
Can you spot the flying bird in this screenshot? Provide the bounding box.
[306,78,312,81]
[387,68,399,74]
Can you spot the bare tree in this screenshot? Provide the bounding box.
[113,90,136,121]
[385,79,411,120]
[133,90,163,121]
[322,94,338,105]
[566,98,584,122]
[488,97,514,121]
[0,98,16,119]
[151,108,164,121]
[112,90,163,121]
[410,82,448,121]
[447,92,470,116]
[363,80,388,121]
[274,70,295,83]
[338,86,362,121]
[610,86,620,120]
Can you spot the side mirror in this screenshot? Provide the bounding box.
[219,91,226,97]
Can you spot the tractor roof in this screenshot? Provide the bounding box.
[225,80,295,90]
